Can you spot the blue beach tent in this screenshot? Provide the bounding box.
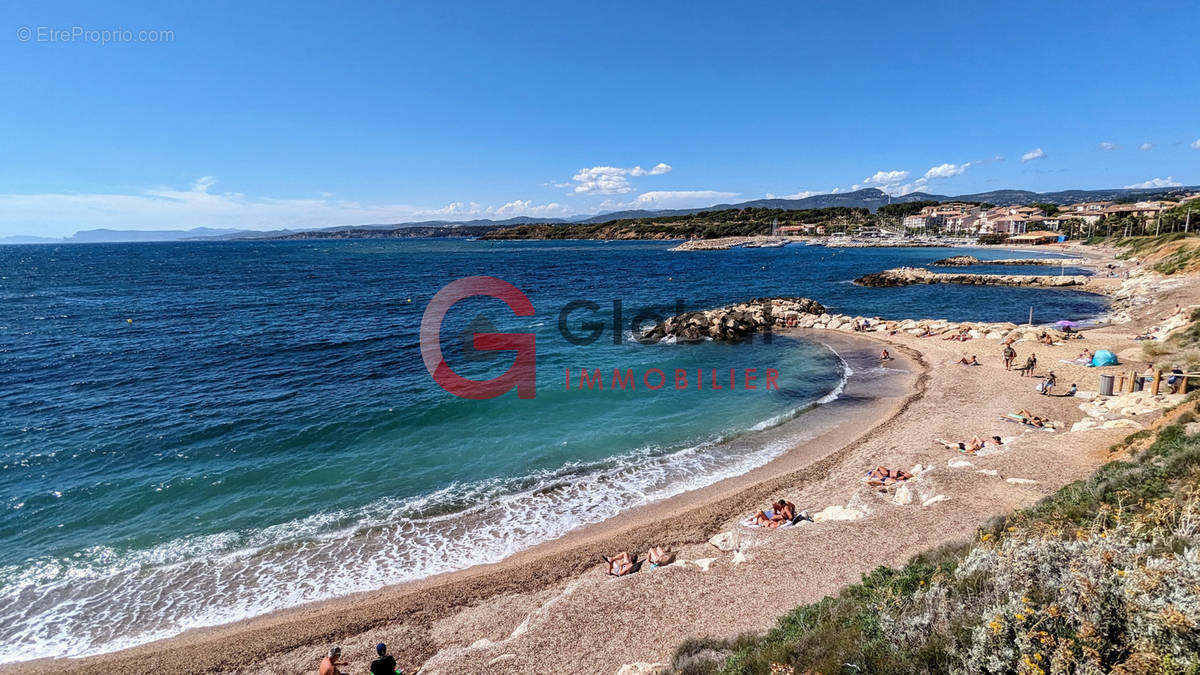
[1090,349,1118,367]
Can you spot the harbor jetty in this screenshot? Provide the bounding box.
[854,266,1088,288]
[669,236,791,251]
[930,255,1085,267]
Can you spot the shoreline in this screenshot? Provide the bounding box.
[13,332,923,674]
[16,242,1158,675]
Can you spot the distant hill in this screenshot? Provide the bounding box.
[0,235,61,244]
[66,227,250,243]
[14,184,1198,243]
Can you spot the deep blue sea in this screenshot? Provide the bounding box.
[0,240,1104,662]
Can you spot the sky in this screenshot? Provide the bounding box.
[1,0,1199,237]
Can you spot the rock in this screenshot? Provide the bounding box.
[1186,422,1200,437]
[1101,419,1144,430]
[854,267,1086,288]
[892,483,914,505]
[812,505,864,522]
[616,662,670,675]
[1006,478,1038,485]
[948,459,974,468]
[731,550,749,565]
[922,495,949,506]
[977,469,1000,477]
[708,532,737,552]
[692,558,717,572]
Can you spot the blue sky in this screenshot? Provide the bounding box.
[2,0,1199,237]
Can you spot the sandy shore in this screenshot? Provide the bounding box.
[18,243,1195,675]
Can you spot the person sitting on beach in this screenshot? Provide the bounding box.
[320,647,349,675]
[752,499,796,528]
[370,643,398,675]
[1003,344,1016,370]
[880,349,892,361]
[1077,349,1093,363]
[1015,409,1046,428]
[646,546,674,568]
[958,354,979,366]
[1039,333,1055,346]
[1066,383,1078,397]
[603,551,638,576]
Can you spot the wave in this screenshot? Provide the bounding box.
[0,359,856,665]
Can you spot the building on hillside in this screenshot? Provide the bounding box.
[778,224,824,236]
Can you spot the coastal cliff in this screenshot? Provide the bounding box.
[854,266,1088,288]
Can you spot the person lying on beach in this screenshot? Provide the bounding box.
[603,551,639,576]
[1133,331,1156,341]
[866,466,913,486]
[943,329,972,342]
[918,328,936,338]
[880,349,892,361]
[958,355,979,366]
[320,647,350,675]
[1014,409,1047,427]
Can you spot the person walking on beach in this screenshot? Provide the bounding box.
[1002,344,1016,370]
[370,643,398,675]
[1022,353,1037,377]
[320,647,349,675]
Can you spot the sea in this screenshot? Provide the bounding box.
[0,240,1106,663]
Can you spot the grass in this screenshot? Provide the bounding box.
[670,405,1200,675]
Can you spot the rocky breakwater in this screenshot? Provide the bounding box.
[638,297,825,342]
[854,266,1087,288]
[639,295,1077,344]
[669,236,788,251]
[931,255,1084,267]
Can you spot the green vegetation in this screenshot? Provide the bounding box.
[1030,202,1060,216]
[483,207,871,240]
[670,408,1200,675]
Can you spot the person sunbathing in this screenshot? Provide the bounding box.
[958,355,979,366]
[918,328,936,338]
[751,499,796,528]
[1015,409,1046,427]
[966,435,1002,452]
[603,551,638,576]
[866,466,913,486]
[646,546,674,568]
[1040,333,1055,345]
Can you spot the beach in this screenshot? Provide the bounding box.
[13,243,1193,675]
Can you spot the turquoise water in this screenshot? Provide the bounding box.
[0,241,1105,661]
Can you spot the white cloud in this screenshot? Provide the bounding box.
[1098,141,1119,151]
[764,189,830,200]
[0,177,574,237]
[860,170,921,196]
[1020,148,1047,162]
[629,162,672,177]
[1123,177,1182,189]
[568,163,672,194]
[922,163,969,179]
[1192,139,1200,150]
[1139,142,1154,152]
[863,170,910,186]
[599,190,739,210]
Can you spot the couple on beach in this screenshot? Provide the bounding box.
[604,546,674,576]
[751,498,810,527]
[320,643,400,675]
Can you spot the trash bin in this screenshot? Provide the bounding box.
[1099,374,1115,396]
[1132,375,1145,392]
